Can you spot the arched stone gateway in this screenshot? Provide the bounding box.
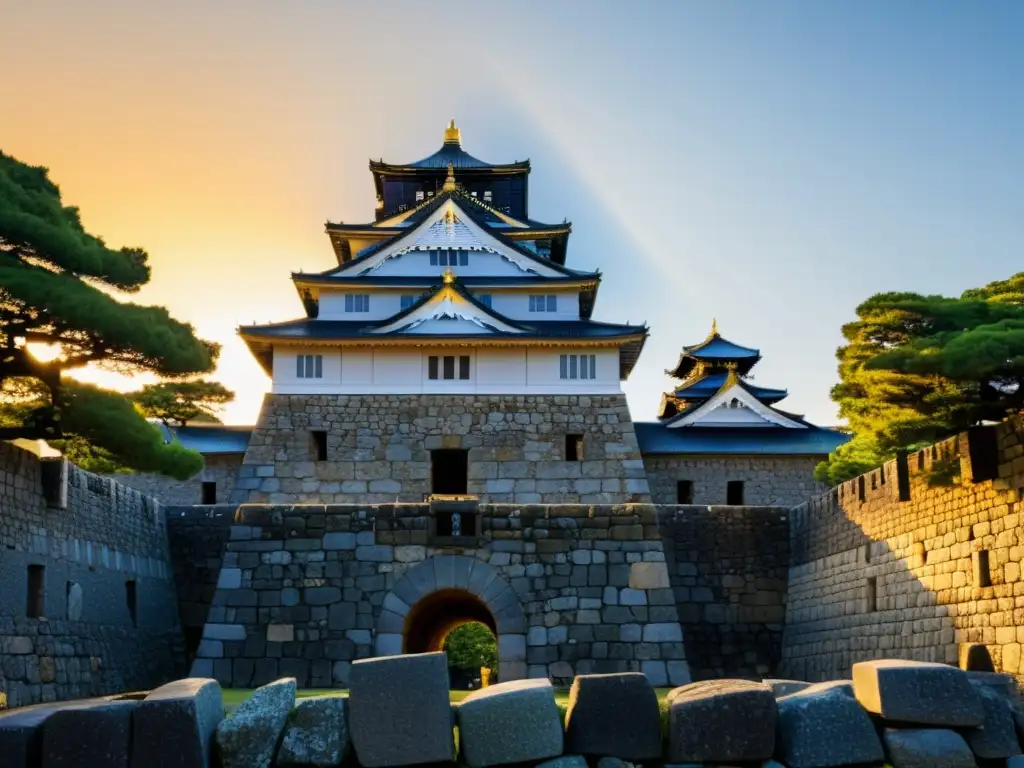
[375,555,527,681]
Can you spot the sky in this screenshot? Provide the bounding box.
[3,1,1022,426]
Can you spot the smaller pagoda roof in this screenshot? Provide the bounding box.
[369,121,530,174]
[670,372,788,404]
[666,320,761,378]
[157,423,252,454]
[635,422,850,456]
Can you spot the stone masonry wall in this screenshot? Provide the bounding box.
[0,442,185,708]
[644,454,828,507]
[190,502,690,689]
[658,505,789,680]
[165,505,237,661]
[108,453,244,506]
[235,394,651,504]
[781,416,1024,687]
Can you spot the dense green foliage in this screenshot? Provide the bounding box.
[0,149,218,477]
[817,272,1024,484]
[132,379,235,426]
[443,622,497,670]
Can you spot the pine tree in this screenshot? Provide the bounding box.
[0,149,219,478]
[817,273,1024,484]
[132,380,235,427]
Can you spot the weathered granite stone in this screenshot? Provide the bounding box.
[42,699,137,768]
[852,660,984,727]
[882,728,976,768]
[536,757,589,768]
[131,678,224,768]
[0,699,106,768]
[457,679,563,767]
[564,672,661,760]
[348,652,454,767]
[215,677,296,768]
[276,695,348,767]
[963,678,1022,759]
[775,681,885,768]
[596,758,628,768]
[666,679,776,763]
[763,678,811,698]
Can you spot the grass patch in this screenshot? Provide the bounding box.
[222,687,673,716]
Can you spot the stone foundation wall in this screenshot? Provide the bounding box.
[235,394,651,505]
[190,502,690,689]
[165,505,237,660]
[0,442,184,708]
[108,453,244,506]
[781,417,1024,686]
[658,505,789,680]
[644,454,828,506]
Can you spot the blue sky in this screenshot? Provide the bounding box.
[4,1,1022,424]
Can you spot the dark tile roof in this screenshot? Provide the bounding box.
[671,372,788,403]
[634,422,850,456]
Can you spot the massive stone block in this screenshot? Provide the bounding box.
[666,679,776,763]
[881,728,976,768]
[131,678,224,768]
[852,660,984,727]
[348,653,454,767]
[41,699,138,768]
[457,679,564,767]
[215,678,296,768]
[963,677,1022,759]
[276,695,348,767]
[775,681,885,768]
[564,672,662,760]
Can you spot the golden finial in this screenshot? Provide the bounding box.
[711,317,718,335]
[443,161,457,191]
[444,119,461,145]
[442,266,456,285]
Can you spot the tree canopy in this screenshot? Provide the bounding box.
[0,149,221,478]
[816,272,1024,484]
[443,622,497,670]
[132,379,235,427]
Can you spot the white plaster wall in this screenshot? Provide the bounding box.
[489,291,580,320]
[357,251,537,278]
[319,291,404,321]
[270,346,623,395]
[317,287,582,322]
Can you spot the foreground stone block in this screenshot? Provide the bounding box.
[131,678,224,768]
[564,672,661,760]
[276,695,348,767]
[0,699,104,768]
[882,728,975,768]
[666,679,775,763]
[215,677,296,768]
[349,652,454,767]
[457,678,563,767]
[42,700,138,768]
[536,757,588,768]
[775,681,885,768]
[763,678,812,698]
[852,659,983,727]
[964,678,1022,759]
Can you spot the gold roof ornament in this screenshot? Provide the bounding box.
[444,119,461,145]
[443,161,457,191]
[723,360,741,388]
[711,317,718,335]
[442,266,456,285]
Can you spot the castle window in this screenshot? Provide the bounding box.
[27,565,45,618]
[677,480,694,504]
[483,190,493,202]
[344,294,369,313]
[559,354,597,380]
[726,480,744,505]
[201,482,217,504]
[415,191,425,202]
[429,356,471,381]
[311,430,328,461]
[565,434,584,461]
[471,191,477,197]
[865,577,877,612]
[296,354,323,379]
[975,550,992,587]
[529,295,557,312]
[427,191,434,197]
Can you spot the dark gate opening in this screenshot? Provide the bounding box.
[431,449,468,495]
[403,588,496,655]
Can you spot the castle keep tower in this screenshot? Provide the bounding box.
[235,122,651,504]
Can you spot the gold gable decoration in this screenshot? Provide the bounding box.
[444,119,461,145]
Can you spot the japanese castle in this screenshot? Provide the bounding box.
[146,122,848,508]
